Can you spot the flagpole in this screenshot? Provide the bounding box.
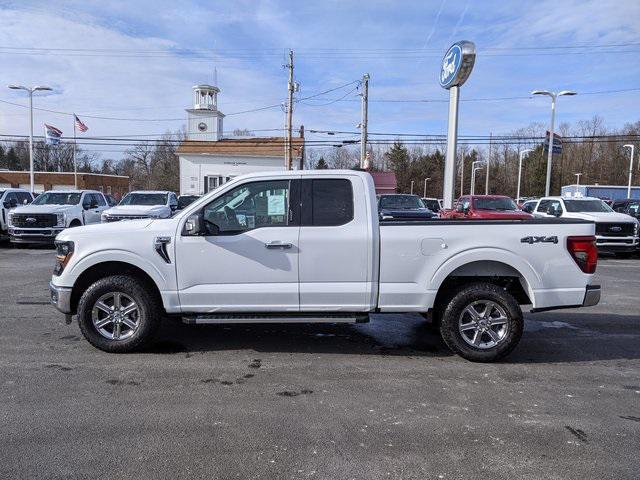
[73,115,77,189]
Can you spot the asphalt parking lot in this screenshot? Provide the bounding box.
[0,247,638,480]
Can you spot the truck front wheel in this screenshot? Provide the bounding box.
[439,282,523,362]
[76,275,161,353]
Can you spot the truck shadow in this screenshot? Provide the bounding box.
[146,311,640,363]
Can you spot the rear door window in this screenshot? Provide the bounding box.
[302,179,354,226]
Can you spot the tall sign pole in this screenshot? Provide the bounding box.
[360,73,370,168]
[440,41,476,209]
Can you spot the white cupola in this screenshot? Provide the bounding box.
[186,84,224,141]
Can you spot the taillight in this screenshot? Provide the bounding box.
[567,236,597,274]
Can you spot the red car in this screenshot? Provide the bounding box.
[441,195,533,220]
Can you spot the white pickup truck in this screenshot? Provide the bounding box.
[50,170,601,362]
[101,190,178,222]
[9,190,109,244]
[532,196,639,255]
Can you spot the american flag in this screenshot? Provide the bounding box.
[74,114,88,132]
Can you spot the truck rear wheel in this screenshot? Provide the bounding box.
[439,282,523,362]
[76,275,161,353]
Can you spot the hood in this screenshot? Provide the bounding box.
[380,207,434,218]
[564,211,637,223]
[56,218,156,242]
[104,205,171,217]
[475,210,533,219]
[12,204,78,214]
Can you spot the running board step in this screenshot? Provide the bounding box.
[182,313,370,325]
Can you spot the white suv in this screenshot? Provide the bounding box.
[8,190,109,245]
[533,196,639,254]
[101,190,178,222]
[0,188,34,241]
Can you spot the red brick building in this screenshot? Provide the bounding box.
[0,171,130,199]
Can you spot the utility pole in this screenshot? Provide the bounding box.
[624,144,635,198]
[285,50,294,170]
[423,177,431,197]
[360,73,370,168]
[485,132,492,195]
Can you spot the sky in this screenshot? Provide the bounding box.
[0,0,639,160]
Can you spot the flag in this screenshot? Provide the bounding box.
[74,114,88,132]
[44,124,63,145]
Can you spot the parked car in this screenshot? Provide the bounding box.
[104,194,118,207]
[0,188,34,241]
[611,199,640,221]
[8,190,109,245]
[177,194,201,210]
[421,197,443,214]
[532,196,639,254]
[441,195,533,220]
[50,170,600,362]
[101,191,178,222]
[378,194,436,220]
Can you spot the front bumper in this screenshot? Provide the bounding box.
[9,227,64,244]
[50,281,73,314]
[595,235,638,252]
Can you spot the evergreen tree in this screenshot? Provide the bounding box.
[5,147,20,170]
[315,158,329,169]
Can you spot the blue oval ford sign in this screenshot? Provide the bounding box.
[440,41,476,89]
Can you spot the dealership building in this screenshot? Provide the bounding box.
[177,84,303,195]
[561,184,640,200]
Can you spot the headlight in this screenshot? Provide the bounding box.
[56,213,65,227]
[634,222,639,237]
[101,213,109,222]
[7,212,13,227]
[54,240,74,276]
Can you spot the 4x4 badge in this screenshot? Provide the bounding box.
[521,236,558,244]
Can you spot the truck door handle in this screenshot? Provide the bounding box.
[265,241,293,249]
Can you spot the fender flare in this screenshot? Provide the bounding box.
[430,247,541,304]
[66,249,168,291]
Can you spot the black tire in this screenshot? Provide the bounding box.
[77,275,161,353]
[68,219,82,227]
[439,282,523,362]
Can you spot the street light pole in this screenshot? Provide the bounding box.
[516,149,533,203]
[531,89,576,196]
[574,173,582,195]
[7,84,52,193]
[423,177,431,198]
[624,144,635,198]
[410,180,414,195]
[470,160,484,196]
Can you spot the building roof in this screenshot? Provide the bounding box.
[177,137,304,157]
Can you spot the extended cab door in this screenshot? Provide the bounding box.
[176,178,300,312]
[298,175,374,311]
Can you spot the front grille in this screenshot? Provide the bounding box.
[103,214,149,222]
[11,213,57,228]
[595,222,635,237]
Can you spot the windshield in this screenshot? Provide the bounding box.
[474,197,517,210]
[379,195,425,209]
[119,193,167,206]
[32,192,81,205]
[564,199,613,213]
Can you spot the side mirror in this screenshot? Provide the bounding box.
[183,212,205,236]
[547,205,562,217]
[3,201,11,209]
[455,204,464,213]
[170,204,178,211]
